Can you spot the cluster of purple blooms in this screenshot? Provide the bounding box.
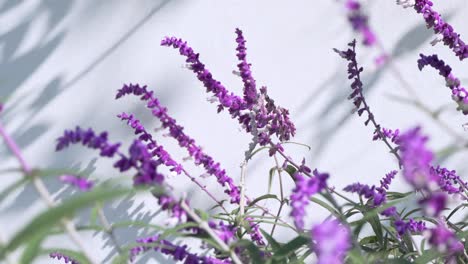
[417,53,468,114]
[44,22,468,263]
[336,38,466,261]
[116,84,240,203]
[56,127,187,220]
[160,31,296,145]
[343,170,397,207]
[398,0,468,60]
[431,166,468,197]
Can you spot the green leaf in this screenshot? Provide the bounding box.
[248,194,280,207]
[274,235,309,258]
[447,203,467,221]
[20,234,45,264]
[282,141,312,151]
[0,186,132,258]
[347,248,367,264]
[236,240,264,264]
[260,229,280,250]
[414,250,440,264]
[284,165,297,181]
[247,146,270,159]
[367,215,383,246]
[309,197,340,218]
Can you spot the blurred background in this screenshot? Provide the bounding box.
[0,0,467,263]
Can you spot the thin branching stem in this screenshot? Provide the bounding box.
[0,122,99,264]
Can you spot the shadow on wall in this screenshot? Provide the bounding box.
[0,0,196,263]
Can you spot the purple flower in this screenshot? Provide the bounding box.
[235,28,258,108]
[118,112,183,175]
[419,192,447,217]
[125,140,166,185]
[397,127,436,189]
[49,252,79,264]
[56,127,121,157]
[394,218,427,236]
[345,0,376,46]
[432,166,468,197]
[417,54,468,114]
[380,170,397,190]
[245,217,266,246]
[160,30,295,143]
[116,84,241,204]
[398,0,468,60]
[343,182,386,207]
[290,170,328,229]
[373,128,399,144]
[311,219,351,264]
[155,193,187,221]
[130,235,201,263]
[59,175,93,191]
[209,221,237,244]
[428,222,464,255]
[380,206,397,217]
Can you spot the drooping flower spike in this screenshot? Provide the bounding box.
[397,0,468,60]
[334,40,401,166]
[417,53,468,114]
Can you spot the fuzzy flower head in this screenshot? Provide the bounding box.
[427,222,464,256]
[397,127,436,189]
[311,219,351,264]
[290,170,328,229]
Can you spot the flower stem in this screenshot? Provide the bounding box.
[179,201,244,264]
[269,154,285,237]
[0,122,99,264]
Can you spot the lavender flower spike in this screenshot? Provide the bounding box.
[116,84,240,204]
[417,53,468,114]
[398,0,468,60]
[160,37,246,118]
[235,28,258,107]
[117,112,183,175]
[311,219,351,264]
[56,127,121,158]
